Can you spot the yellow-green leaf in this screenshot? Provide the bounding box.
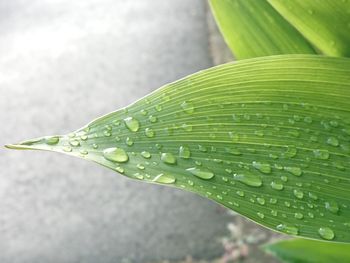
[264,238,350,263]
[7,55,350,242]
[209,0,315,59]
[269,0,350,57]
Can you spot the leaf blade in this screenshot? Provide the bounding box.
[8,55,350,242]
[209,0,316,59]
[268,0,350,57]
[264,238,350,263]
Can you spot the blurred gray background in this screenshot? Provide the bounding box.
[0,1,235,262]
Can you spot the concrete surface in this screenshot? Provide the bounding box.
[0,1,233,263]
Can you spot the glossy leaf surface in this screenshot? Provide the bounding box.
[7,55,350,242]
[269,0,350,57]
[209,0,315,59]
[264,238,350,263]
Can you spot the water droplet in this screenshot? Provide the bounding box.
[79,149,88,155]
[236,190,245,197]
[313,149,329,160]
[92,143,98,149]
[308,192,318,200]
[103,147,129,163]
[271,181,284,190]
[327,137,339,147]
[252,161,271,174]
[276,224,298,235]
[137,164,145,170]
[271,210,278,216]
[198,145,207,152]
[325,201,339,214]
[155,104,162,111]
[145,128,155,137]
[124,117,140,132]
[284,166,302,176]
[153,173,176,184]
[225,147,242,155]
[147,115,157,123]
[293,189,304,199]
[281,175,288,182]
[294,212,304,219]
[257,197,265,205]
[187,167,214,180]
[257,212,265,219]
[181,101,194,114]
[45,136,59,145]
[318,227,334,240]
[283,146,297,158]
[134,173,144,180]
[63,146,72,152]
[140,109,148,116]
[179,146,191,159]
[141,151,151,159]
[161,153,176,164]
[125,137,134,146]
[115,166,124,173]
[104,130,112,137]
[233,172,262,187]
[270,198,277,204]
[69,139,80,147]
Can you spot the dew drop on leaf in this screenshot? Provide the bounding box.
[63,146,72,152]
[179,146,191,159]
[69,139,80,147]
[125,137,134,146]
[257,197,265,205]
[124,117,140,132]
[187,167,214,180]
[313,149,329,160]
[161,153,176,164]
[271,180,284,190]
[45,136,59,145]
[181,101,194,114]
[327,137,339,147]
[284,166,302,176]
[293,189,304,199]
[141,151,151,159]
[276,224,299,235]
[252,161,271,174]
[145,128,155,138]
[103,147,129,163]
[318,227,335,240]
[325,201,339,214]
[153,173,176,184]
[233,172,263,187]
[294,212,304,219]
[257,212,265,219]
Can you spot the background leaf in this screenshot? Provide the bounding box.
[264,238,350,263]
[269,0,350,57]
[7,55,350,242]
[209,0,315,59]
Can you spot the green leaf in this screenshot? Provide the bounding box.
[264,238,350,263]
[6,55,350,242]
[209,0,315,59]
[268,0,350,57]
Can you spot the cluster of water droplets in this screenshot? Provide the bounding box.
[37,93,350,242]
